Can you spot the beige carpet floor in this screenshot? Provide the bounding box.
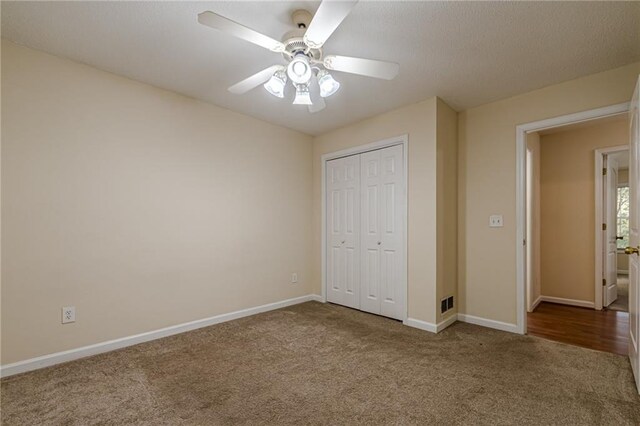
[2,301,640,425]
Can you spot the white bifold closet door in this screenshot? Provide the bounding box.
[326,144,405,320]
[326,154,361,309]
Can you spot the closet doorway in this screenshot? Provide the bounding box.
[321,137,408,321]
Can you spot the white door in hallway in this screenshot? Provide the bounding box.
[326,155,360,309]
[628,76,640,392]
[360,145,405,320]
[603,156,619,307]
[325,144,406,321]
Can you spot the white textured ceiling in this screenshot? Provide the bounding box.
[2,1,639,135]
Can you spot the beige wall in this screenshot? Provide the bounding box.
[619,248,630,273]
[619,168,629,185]
[312,97,458,324]
[3,39,639,366]
[436,98,458,321]
[526,132,541,310]
[539,119,629,302]
[458,62,640,324]
[1,41,314,364]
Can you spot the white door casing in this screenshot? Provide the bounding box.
[360,145,405,320]
[526,148,535,312]
[326,155,360,309]
[604,156,619,306]
[628,76,640,392]
[517,103,631,333]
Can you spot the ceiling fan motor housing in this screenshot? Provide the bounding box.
[292,9,312,29]
[281,29,322,61]
[280,10,322,61]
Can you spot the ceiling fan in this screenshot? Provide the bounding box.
[197,0,399,113]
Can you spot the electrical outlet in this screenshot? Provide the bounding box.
[489,215,504,228]
[62,306,75,324]
[291,273,298,284]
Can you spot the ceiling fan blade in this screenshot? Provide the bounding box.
[308,73,326,113]
[303,0,358,49]
[324,55,399,80]
[228,65,283,94]
[198,11,285,53]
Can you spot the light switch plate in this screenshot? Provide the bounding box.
[489,215,504,228]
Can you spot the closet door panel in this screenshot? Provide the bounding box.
[360,150,383,314]
[326,155,360,308]
[379,145,405,320]
[359,145,404,319]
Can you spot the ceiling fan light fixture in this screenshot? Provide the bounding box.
[263,69,287,98]
[201,2,400,112]
[293,84,313,105]
[287,53,312,85]
[317,70,340,98]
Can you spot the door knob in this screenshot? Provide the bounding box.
[341,240,345,245]
[377,241,381,245]
[625,246,640,255]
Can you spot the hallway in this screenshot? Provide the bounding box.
[608,275,629,312]
[527,302,629,356]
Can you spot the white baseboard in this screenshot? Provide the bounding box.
[309,294,325,303]
[457,313,519,334]
[403,318,436,333]
[404,313,458,334]
[405,312,520,335]
[529,295,543,312]
[0,294,321,378]
[436,314,458,333]
[539,295,594,309]
[436,314,458,332]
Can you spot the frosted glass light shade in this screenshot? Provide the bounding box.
[263,70,287,98]
[318,70,340,98]
[293,84,312,105]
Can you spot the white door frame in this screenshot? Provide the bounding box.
[525,145,536,312]
[320,135,409,321]
[595,145,629,310]
[515,102,630,334]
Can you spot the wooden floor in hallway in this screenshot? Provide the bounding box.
[527,302,629,356]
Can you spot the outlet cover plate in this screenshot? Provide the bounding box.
[489,215,504,228]
[62,306,75,324]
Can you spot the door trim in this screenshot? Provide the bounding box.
[515,102,630,334]
[595,145,629,310]
[320,135,409,321]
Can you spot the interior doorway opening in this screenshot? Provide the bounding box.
[522,112,630,355]
[600,148,631,313]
